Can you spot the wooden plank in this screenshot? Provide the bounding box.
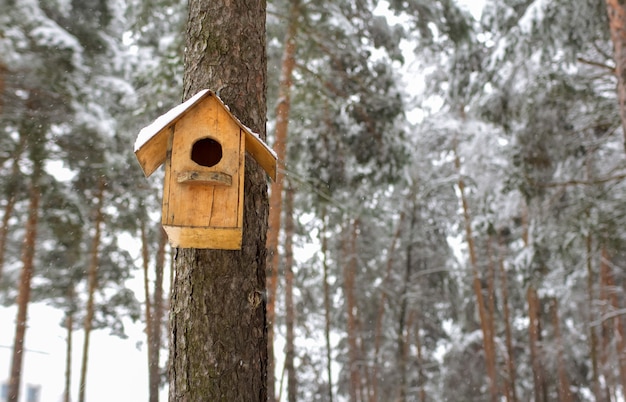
[209,121,245,228]
[135,128,169,177]
[245,131,277,181]
[161,126,175,224]
[164,225,242,250]
[177,171,232,186]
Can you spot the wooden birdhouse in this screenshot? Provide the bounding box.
[134,89,277,250]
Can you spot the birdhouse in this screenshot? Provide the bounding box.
[134,89,277,250]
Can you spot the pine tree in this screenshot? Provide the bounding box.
[168,0,269,399]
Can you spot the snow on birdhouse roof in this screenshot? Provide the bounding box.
[134,89,277,180]
[134,89,210,152]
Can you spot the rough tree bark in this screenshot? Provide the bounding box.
[265,1,299,398]
[168,0,269,400]
[78,176,105,402]
[7,152,41,402]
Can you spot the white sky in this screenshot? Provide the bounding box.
[0,303,166,402]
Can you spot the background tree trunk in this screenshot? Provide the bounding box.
[551,298,572,402]
[321,208,334,402]
[585,232,602,400]
[266,2,299,398]
[396,204,417,402]
[496,236,517,402]
[141,222,154,399]
[64,286,75,402]
[169,0,269,400]
[78,176,105,402]
[453,138,498,401]
[149,227,167,402]
[7,156,41,402]
[344,218,361,402]
[527,286,547,402]
[284,182,297,402]
[605,0,626,151]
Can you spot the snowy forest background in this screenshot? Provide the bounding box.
[1,0,625,401]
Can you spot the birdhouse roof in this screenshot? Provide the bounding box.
[134,89,277,180]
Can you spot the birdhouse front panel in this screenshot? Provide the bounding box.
[161,95,245,249]
[134,89,277,250]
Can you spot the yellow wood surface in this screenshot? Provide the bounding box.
[245,131,277,181]
[135,126,170,177]
[162,95,244,233]
[177,171,233,186]
[164,225,242,249]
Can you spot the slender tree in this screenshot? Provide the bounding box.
[78,176,106,402]
[284,182,297,402]
[320,207,334,402]
[266,1,300,398]
[7,135,43,402]
[453,135,499,401]
[169,0,269,399]
[149,227,167,402]
[605,0,626,149]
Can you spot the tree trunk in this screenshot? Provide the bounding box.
[141,221,158,402]
[550,298,572,402]
[453,138,498,401]
[0,61,6,114]
[413,312,427,402]
[527,286,547,402]
[344,218,361,402]
[266,2,299,399]
[600,246,626,396]
[149,227,167,402]
[64,286,75,402]
[605,0,626,151]
[7,157,41,402]
[284,182,297,402]
[371,208,406,402]
[600,246,626,394]
[598,253,616,401]
[78,176,105,402]
[585,232,602,399]
[169,0,269,399]
[396,205,416,402]
[320,208,334,402]
[496,235,517,402]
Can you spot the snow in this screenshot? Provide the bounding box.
[519,0,548,34]
[134,89,209,152]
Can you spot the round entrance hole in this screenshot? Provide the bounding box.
[191,138,222,167]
